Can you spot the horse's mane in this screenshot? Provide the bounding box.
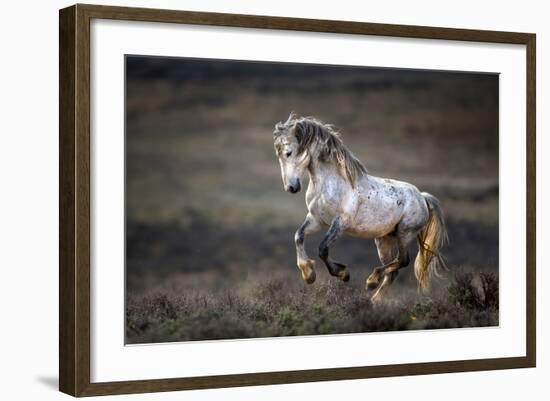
[274,113,367,187]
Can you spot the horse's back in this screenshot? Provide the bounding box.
[373,177,430,231]
[349,175,428,237]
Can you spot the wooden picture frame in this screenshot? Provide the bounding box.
[59,3,536,397]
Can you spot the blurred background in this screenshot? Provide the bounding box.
[125,56,499,343]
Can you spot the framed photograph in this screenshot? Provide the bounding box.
[59,4,536,397]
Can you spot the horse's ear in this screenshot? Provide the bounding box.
[285,112,297,124]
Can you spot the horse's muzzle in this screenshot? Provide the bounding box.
[286,179,301,193]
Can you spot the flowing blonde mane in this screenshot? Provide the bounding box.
[274,113,367,187]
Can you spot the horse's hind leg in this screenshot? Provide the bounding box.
[366,235,400,290]
[319,216,350,282]
[367,230,415,301]
[370,271,399,301]
[295,214,322,284]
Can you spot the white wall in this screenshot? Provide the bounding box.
[0,0,546,399]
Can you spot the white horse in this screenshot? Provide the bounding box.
[273,113,448,301]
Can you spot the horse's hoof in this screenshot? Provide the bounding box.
[370,293,383,303]
[366,277,379,290]
[298,259,316,284]
[337,270,350,282]
[303,269,316,284]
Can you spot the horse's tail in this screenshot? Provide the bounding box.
[414,192,449,291]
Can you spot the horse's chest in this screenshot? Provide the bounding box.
[310,198,338,225]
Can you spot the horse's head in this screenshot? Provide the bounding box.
[273,113,310,194]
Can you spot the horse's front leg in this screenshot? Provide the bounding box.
[295,214,321,284]
[319,216,350,282]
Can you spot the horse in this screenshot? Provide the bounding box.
[273,113,448,301]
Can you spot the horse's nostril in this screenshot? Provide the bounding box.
[286,180,301,193]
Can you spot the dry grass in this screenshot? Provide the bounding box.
[126,269,498,343]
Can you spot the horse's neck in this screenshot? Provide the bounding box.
[307,156,343,188]
[307,153,368,194]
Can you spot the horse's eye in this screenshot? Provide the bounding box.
[285,151,292,158]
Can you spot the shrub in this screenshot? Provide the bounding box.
[448,271,483,309]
